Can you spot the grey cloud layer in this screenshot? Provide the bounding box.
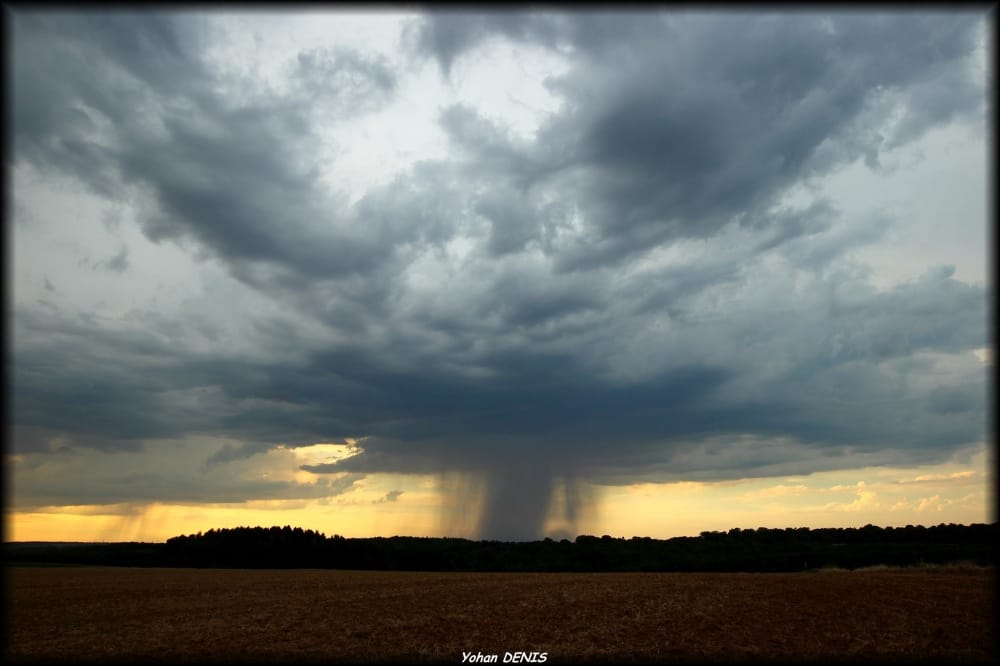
[415,12,986,271]
[11,11,989,534]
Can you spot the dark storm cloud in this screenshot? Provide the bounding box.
[438,105,543,183]
[307,265,986,469]
[404,11,565,77]
[414,11,985,271]
[11,305,362,456]
[13,309,191,454]
[10,10,989,537]
[12,11,401,282]
[13,451,365,511]
[10,12,212,196]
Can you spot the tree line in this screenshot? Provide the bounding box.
[7,522,995,572]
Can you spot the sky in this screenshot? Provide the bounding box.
[6,9,994,543]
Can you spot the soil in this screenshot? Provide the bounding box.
[5,566,994,663]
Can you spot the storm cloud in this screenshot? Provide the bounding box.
[9,9,990,541]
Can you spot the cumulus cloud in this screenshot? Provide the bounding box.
[10,10,989,540]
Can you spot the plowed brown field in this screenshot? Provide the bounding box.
[6,566,994,663]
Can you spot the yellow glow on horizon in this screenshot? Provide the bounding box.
[592,445,992,538]
[8,496,438,543]
[7,445,992,543]
[6,472,441,543]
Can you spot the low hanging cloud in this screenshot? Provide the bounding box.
[10,437,365,512]
[375,490,405,504]
[10,10,989,541]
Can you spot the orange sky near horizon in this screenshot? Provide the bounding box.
[7,442,992,543]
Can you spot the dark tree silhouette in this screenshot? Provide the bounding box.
[7,523,995,572]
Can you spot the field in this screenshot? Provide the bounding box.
[6,566,994,663]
